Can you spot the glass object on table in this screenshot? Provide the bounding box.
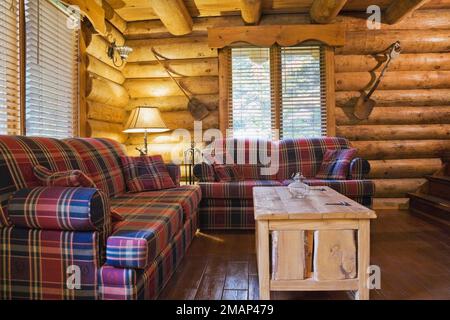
[288,173,310,199]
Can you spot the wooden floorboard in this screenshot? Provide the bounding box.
[159,210,450,300]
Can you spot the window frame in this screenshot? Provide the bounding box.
[6,0,81,137]
[218,44,336,139]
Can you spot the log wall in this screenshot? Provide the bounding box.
[83,9,449,207]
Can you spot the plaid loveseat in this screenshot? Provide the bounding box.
[194,138,374,230]
[0,136,201,300]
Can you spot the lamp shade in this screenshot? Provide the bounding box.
[123,107,169,133]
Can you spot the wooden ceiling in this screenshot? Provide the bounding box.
[106,0,450,22]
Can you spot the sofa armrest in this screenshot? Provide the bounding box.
[166,164,181,187]
[350,158,371,180]
[8,187,111,232]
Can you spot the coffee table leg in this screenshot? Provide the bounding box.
[356,220,370,300]
[256,220,270,300]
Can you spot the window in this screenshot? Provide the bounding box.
[25,0,79,138]
[0,0,20,135]
[227,45,326,139]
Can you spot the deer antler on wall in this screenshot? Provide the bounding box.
[353,41,402,120]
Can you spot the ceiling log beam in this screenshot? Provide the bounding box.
[384,0,430,24]
[150,0,193,36]
[240,0,262,25]
[310,0,348,24]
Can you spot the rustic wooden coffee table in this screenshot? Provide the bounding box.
[253,186,377,300]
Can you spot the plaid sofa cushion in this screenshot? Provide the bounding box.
[33,165,96,188]
[277,137,350,180]
[199,199,255,230]
[213,164,243,182]
[112,186,201,222]
[8,187,111,232]
[0,227,101,300]
[106,201,183,269]
[64,138,126,198]
[200,180,282,200]
[166,164,181,187]
[193,163,216,182]
[121,155,175,192]
[282,178,375,197]
[99,214,197,300]
[350,158,371,180]
[0,135,86,227]
[316,148,357,180]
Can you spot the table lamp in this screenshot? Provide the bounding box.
[123,106,169,156]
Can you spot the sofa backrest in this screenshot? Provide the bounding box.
[64,138,127,198]
[0,135,86,227]
[277,137,351,179]
[211,139,277,180]
[209,137,351,180]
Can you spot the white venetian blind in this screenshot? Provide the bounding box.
[0,0,20,135]
[25,0,79,138]
[229,47,274,139]
[280,46,326,138]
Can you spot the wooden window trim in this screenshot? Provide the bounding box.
[219,45,337,139]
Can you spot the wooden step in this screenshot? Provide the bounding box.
[426,175,450,201]
[407,192,450,226]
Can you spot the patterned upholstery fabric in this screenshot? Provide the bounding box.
[277,137,350,180]
[99,214,197,300]
[121,155,175,192]
[193,162,216,182]
[199,199,254,230]
[64,138,126,198]
[0,227,101,300]
[316,148,358,180]
[166,164,181,187]
[350,158,371,180]
[0,135,86,227]
[106,201,183,269]
[8,187,110,232]
[33,165,96,188]
[112,186,202,222]
[200,180,283,200]
[213,164,242,182]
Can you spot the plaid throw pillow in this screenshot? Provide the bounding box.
[316,148,357,180]
[194,163,216,182]
[213,164,243,182]
[121,155,175,192]
[33,165,96,188]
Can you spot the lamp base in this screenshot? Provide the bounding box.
[135,131,148,156]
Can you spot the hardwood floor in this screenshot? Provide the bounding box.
[159,210,450,300]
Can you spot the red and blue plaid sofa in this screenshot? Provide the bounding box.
[194,137,374,230]
[0,136,201,300]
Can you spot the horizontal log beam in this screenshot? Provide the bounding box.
[102,0,127,34]
[124,77,219,98]
[123,58,218,79]
[336,30,450,55]
[124,10,450,39]
[61,0,106,35]
[351,140,450,160]
[86,76,129,107]
[86,55,125,84]
[127,95,219,112]
[87,101,126,124]
[368,158,442,179]
[384,0,429,24]
[150,0,193,36]
[335,71,450,91]
[337,124,450,140]
[336,106,450,125]
[336,90,450,107]
[126,37,217,63]
[128,130,196,145]
[335,53,450,73]
[87,119,127,143]
[310,0,347,24]
[106,21,125,46]
[373,178,426,198]
[161,110,219,131]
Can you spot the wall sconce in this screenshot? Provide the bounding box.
[107,41,133,68]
